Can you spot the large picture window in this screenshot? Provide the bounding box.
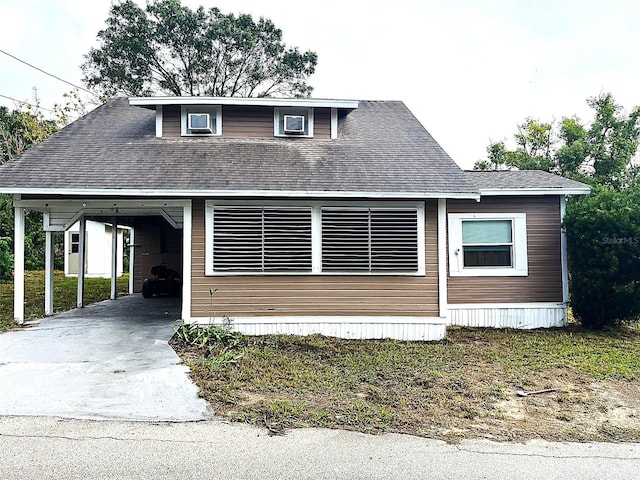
[322,207,419,272]
[211,206,312,272]
[448,213,527,276]
[206,202,425,275]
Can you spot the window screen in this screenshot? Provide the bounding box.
[322,208,419,272]
[212,206,312,272]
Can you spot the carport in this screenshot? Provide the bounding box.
[12,197,192,324]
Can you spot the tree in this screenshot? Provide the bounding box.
[564,182,640,329]
[0,92,85,278]
[0,104,58,276]
[475,119,555,172]
[0,105,58,165]
[82,0,318,98]
[475,93,640,187]
[585,94,640,186]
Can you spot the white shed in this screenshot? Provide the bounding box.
[64,220,129,278]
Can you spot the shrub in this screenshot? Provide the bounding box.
[0,237,12,282]
[174,322,245,366]
[564,184,640,329]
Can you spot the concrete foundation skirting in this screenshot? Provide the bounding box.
[448,303,567,329]
[189,316,448,341]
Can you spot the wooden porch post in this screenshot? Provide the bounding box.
[110,217,118,300]
[77,216,86,308]
[13,206,25,324]
[44,230,54,315]
[438,198,448,318]
[128,228,135,295]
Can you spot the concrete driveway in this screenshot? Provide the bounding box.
[0,295,211,421]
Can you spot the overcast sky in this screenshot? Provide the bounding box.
[1,0,639,169]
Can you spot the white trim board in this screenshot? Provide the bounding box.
[130,96,359,109]
[478,188,590,196]
[3,187,481,200]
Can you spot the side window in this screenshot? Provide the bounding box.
[71,233,79,253]
[448,213,528,276]
[181,105,222,136]
[274,107,314,137]
[462,220,513,268]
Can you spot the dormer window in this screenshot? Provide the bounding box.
[275,107,313,137]
[181,105,221,136]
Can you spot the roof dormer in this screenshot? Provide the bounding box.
[129,97,358,140]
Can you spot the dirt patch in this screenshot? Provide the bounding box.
[171,326,640,443]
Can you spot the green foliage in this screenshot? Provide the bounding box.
[475,118,555,172]
[0,103,58,165]
[475,93,640,187]
[82,0,318,98]
[0,93,84,274]
[0,237,12,282]
[0,194,64,273]
[0,271,130,331]
[179,328,640,441]
[174,322,245,365]
[564,183,640,329]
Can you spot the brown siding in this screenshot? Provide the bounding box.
[162,106,181,138]
[161,105,332,139]
[132,223,182,292]
[222,105,274,138]
[190,199,439,318]
[313,108,331,139]
[447,196,562,304]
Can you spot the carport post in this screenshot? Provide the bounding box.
[77,217,86,308]
[44,230,54,316]
[110,217,117,300]
[13,206,25,324]
[128,228,134,294]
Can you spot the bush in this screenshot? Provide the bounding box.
[0,237,12,282]
[564,184,640,329]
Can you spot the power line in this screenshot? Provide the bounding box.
[0,93,55,113]
[0,48,99,98]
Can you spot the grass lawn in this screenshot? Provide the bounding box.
[171,323,640,443]
[3,272,639,443]
[0,271,130,331]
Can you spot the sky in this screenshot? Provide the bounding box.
[1,0,640,169]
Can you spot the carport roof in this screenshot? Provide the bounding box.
[0,97,480,199]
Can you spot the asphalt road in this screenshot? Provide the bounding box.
[1,416,638,480]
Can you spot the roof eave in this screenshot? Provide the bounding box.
[478,187,591,196]
[129,96,359,109]
[0,187,479,200]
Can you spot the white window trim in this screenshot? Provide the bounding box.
[181,105,222,136]
[274,107,314,138]
[448,212,528,277]
[205,200,425,276]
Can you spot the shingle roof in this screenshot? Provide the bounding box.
[0,97,478,198]
[465,170,590,194]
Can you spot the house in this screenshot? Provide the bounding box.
[64,219,129,278]
[0,96,590,340]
